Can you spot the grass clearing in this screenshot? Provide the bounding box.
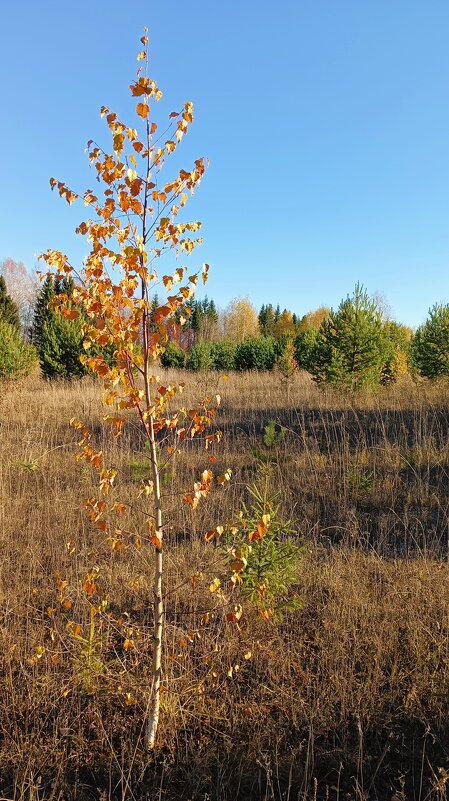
[1,372,449,799]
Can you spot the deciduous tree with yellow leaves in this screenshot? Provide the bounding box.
[41,30,231,749]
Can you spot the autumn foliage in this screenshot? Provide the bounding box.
[40,29,230,748]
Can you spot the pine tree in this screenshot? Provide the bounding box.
[411,304,449,379]
[312,284,389,389]
[0,320,36,379]
[0,276,21,331]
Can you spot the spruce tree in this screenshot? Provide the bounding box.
[149,294,160,333]
[258,303,276,336]
[0,276,21,331]
[190,299,202,333]
[33,275,86,378]
[32,275,55,347]
[209,299,217,319]
[40,315,86,378]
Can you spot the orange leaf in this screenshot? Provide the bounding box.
[150,534,162,549]
[136,102,149,119]
[83,580,96,597]
[226,605,243,623]
[60,308,80,320]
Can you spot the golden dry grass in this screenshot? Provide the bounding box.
[1,372,449,800]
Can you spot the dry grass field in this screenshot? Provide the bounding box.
[1,371,449,800]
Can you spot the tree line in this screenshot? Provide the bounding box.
[1,259,449,388]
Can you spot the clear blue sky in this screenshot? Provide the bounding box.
[1,1,449,327]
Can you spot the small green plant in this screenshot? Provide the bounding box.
[226,467,303,620]
[68,603,108,695]
[251,419,286,463]
[129,439,174,487]
[346,462,374,493]
[263,419,285,449]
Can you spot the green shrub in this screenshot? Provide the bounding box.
[235,336,277,370]
[210,339,237,370]
[160,341,186,368]
[186,341,214,370]
[295,329,319,372]
[0,321,37,379]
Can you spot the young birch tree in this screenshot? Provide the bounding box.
[40,30,229,749]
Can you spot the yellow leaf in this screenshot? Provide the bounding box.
[209,578,221,593]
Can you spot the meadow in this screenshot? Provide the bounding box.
[1,370,449,800]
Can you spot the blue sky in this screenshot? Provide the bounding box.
[1,1,448,327]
